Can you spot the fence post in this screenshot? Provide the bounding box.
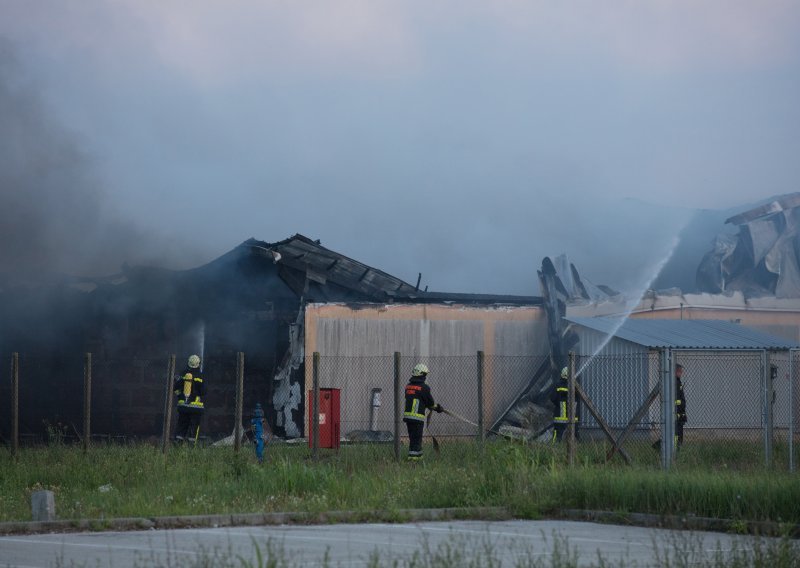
[763,350,773,468]
[567,351,576,467]
[162,354,176,454]
[83,353,92,453]
[660,350,674,470]
[235,352,244,453]
[311,352,320,461]
[791,349,797,473]
[477,351,485,447]
[394,352,401,461]
[11,353,19,457]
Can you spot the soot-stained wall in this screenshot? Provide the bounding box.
[0,247,303,442]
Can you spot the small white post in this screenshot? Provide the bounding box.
[31,490,56,522]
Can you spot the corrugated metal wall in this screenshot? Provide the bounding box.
[576,325,782,438]
[304,303,548,435]
[575,327,656,430]
[307,304,547,357]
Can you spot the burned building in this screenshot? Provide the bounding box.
[0,234,543,443]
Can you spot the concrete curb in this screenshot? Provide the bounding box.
[3,507,797,539]
[0,506,512,536]
[558,509,800,538]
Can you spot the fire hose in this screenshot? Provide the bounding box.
[426,407,518,452]
[442,408,515,439]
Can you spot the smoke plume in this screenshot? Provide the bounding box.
[0,41,193,283]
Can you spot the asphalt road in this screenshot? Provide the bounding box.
[0,519,790,567]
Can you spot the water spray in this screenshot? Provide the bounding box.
[190,321,205,371]
[199,321,205,371]
[576,233,684,378]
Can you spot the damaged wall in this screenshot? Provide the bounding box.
[0,244,303,442]
[303,302,547,437]
[3,233,541,443]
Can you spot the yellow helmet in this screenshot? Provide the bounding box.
[412,363,429,377]
[188,354,201,369]
[561,367,569,379]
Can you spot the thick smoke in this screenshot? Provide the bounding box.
[0,41,195,282]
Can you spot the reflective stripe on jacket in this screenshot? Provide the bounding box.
[676,376,686,423]
[552,380,578,424]
[403,376,435,422]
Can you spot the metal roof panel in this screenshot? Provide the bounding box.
[567,317,799,349]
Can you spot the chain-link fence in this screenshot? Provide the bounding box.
[770,348,799,472]
[673,349,789,469]
[0,352,275,447]
[309,354,549,445]
[574,352,662,464]
[307,348,800,470]
[572,348,800,470]
[4,349,799,471]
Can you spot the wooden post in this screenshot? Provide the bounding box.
[162,355,176,454]
[606,381,661,462]
[235,352,244,452]
[394,352,401,461]
[11,353,19,457]
[576,383,632,465]
[566,352,576,467]
[477,351,485,447]
[312,352,320,461]
[83,353,92,453]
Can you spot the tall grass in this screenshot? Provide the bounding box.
[2,440,798,526]
[52,531,800,568]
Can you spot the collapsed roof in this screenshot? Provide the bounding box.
[697,193,800,298]
[245,234,540,306]
[544,254,621,304]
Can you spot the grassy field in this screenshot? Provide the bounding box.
[1,438,798,528]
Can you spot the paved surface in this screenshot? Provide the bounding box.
[0,519,789,567]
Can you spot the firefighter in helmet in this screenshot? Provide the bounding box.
[173,354,205,444]
[403,363,443,461]
[551,366,579,442]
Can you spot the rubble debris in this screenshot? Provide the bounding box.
[489,257,581,438]
[697,193,800,298]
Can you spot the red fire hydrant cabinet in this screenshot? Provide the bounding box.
[307,388,341,449]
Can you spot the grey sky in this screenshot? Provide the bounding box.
[1,2,798,295]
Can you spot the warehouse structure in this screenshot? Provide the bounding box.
[567,317,799,456]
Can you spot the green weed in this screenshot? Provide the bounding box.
[2,440,798,527]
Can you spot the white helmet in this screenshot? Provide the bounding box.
[561,367,569,379]
[188,354,201,369]
[412,363,429,377]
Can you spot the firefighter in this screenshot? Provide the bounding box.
[551,366,569,442]
[551,366,579,443]
[173,354,205,444]
[653,363,687,451]
[675,364,687,447]
[403,363,443,461]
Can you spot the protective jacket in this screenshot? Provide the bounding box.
[403,376,435,422]
[675,375,686,424]
[553,379,568,424]
[174,367,205,412]
[552,378,579,424]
